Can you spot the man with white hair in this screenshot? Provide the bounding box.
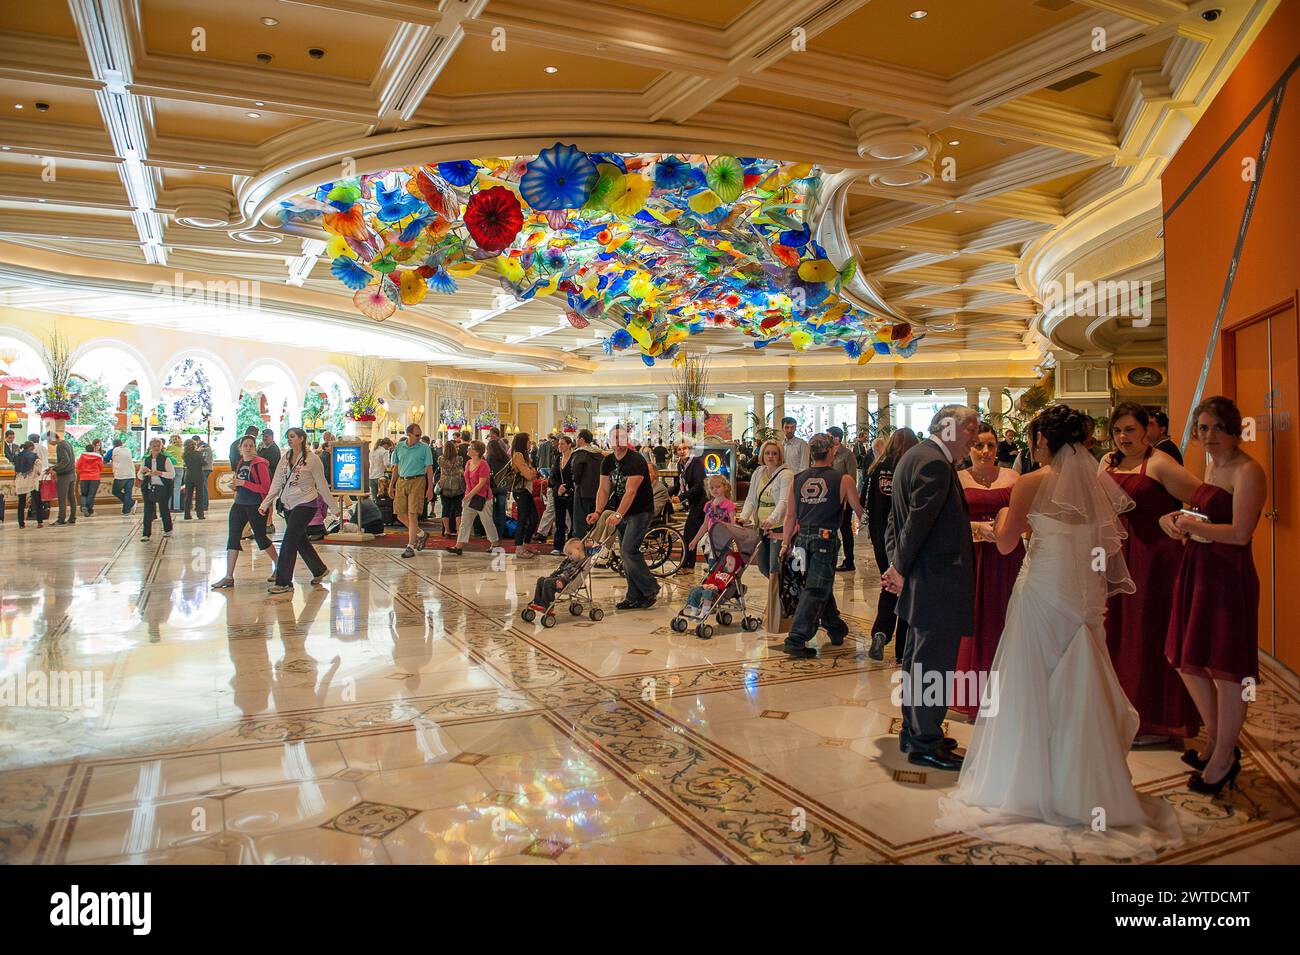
[883,404,979,773]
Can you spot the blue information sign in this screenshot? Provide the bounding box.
[331,443,364,493]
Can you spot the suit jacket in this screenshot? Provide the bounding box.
[1155,436,1183,465]
[884,439,975,633]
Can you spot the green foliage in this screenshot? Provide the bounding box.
[235,392,264,440]
[69,376,116,450]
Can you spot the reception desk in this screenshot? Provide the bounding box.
[0,461,234,508]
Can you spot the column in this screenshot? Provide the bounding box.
[983,382,1006,418]
[656,393,669,444]
[877,390,891,434]
[855,389,869,437]
[752,391,766,431]
[772,391,785,427]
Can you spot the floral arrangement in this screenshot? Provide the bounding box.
[31,382,81,420]
[440,407,466,427]
[345,393,385,421]
[561,413,579,433]
[475,407,499,430]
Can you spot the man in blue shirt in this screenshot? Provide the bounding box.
[386,422,434,558]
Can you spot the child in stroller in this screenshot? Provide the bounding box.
[521,513,618,627]
[671,522,763,639]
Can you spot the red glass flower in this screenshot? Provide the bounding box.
[463,186,523,252]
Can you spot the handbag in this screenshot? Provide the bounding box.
[765,544,794,635]
[493,461,515,493]
[468,493,487,511]
[39,476,58,502]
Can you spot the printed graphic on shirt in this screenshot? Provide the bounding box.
[799,476,829,505]
[878,472,893,496]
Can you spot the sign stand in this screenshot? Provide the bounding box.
[328,420,376,542]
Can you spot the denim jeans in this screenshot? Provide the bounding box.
[617,510,659,604]
[787,528,846,646]
[111,478,136,513]
[756,534,781,577]
[79,479,100,514]
[493,491,509,541]
[172,465,185,510]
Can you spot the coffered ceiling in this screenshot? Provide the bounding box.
[0,0,1281,375]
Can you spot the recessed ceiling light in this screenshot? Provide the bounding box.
[254,101,266,107]
[954,210,963,214]
[260,16,279,26]
[197,164,207,169]
[543,66,558,74]
[947,139,960,146]
[909,9,928,18]
[1,146,10,151]
[13,104,22,110]
[37,198,45,202]
[246,111,261,118]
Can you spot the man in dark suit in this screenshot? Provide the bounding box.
[1147,411,1183,464]
[883,405,979,772]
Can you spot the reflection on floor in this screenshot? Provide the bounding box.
[2,504,1298,865]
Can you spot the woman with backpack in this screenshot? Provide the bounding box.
[507,432,540,560]
[435,439,464,538]
[13,440,41,529]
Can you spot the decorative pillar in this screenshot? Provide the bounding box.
[656,393,669,443]
[772,391,785,427]
[877,390,892,434]
[855,389,870,436]
[752,391,766,431]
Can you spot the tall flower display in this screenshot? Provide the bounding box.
[33,332,80,420]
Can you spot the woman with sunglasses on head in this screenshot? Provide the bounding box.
[948,421,1024,716]
[260,426,331,595]
[1162,396,1265,796]
[212,434,279,590]
[1104,402,1203,746]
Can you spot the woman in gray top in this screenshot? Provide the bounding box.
[261,427,331,594]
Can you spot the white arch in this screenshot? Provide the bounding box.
[70,339,158,408]
[239,359,303,436]
[303,362,354,395]
[0,328,51,381]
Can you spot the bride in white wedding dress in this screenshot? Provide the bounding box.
[935,407,1183,858]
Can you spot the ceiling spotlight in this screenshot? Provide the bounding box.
[254,101,266,107]
[1,146,10,150]
[308,47,326,59]
[246,111,261,118]
[34,102,50,112]
[947,139,960,146]
[256,52,273,64]
[954,209,963,214]
[13,104,22,110]
[260,16,279,26]
[197,164,207,169]
[909,9,928,19]
[543,66,558,74]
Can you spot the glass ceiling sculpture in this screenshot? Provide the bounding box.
[279,145,918,365]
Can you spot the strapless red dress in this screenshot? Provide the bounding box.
[1105,458,1201,737]
[954,484,1024,718]
[1165,484,1260,683]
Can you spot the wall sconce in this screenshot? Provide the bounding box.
[409,402,425,425]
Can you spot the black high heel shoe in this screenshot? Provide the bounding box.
[1181,745,1241,772]
[1187,754,1242,796]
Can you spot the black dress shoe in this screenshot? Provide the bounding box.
[868,632,886,660]
[774,640,817,658]
[615,598,639,610]
[909,750,964,772]
[825,626,848,647]
[836,562,855,573]
[636,596,658,610]
[939,737,959,750]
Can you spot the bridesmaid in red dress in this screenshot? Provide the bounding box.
[954,421,1024,718]
[1104,402,1204,745]
[1163,396,1266,797]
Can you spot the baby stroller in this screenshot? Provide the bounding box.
[520,510,620,628]
[670,522,763,639]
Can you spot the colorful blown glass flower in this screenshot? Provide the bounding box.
[463,187,523,252]
[520,143,597,211]
[438,161,479,187]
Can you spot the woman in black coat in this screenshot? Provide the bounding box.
[670,441,707,570]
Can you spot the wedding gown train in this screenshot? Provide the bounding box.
[935,446,1184,859]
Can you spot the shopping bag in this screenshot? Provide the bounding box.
[766,546,795,635]
[39,477,57,502]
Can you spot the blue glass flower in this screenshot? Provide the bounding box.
[438,160,479,187]
[843,340,862,359]
[610,328,633,350]
[520,143,597,211]
[640,353,656,367]
[331,257,372,290]
[654,156,690,191]
[375,180,422,221]
[429,267,457,294]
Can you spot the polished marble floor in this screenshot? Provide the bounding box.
[1,503,1298,865]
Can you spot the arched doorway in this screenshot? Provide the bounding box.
[0,334,48,439]
[70,344,155,456]
[158,355,235,446]
[301,369,349,447]
[238,362,301,446]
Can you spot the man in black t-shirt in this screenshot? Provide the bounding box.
[590,425,658,609]
[778,433,865,657]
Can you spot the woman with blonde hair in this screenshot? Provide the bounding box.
[738,439,792,578]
